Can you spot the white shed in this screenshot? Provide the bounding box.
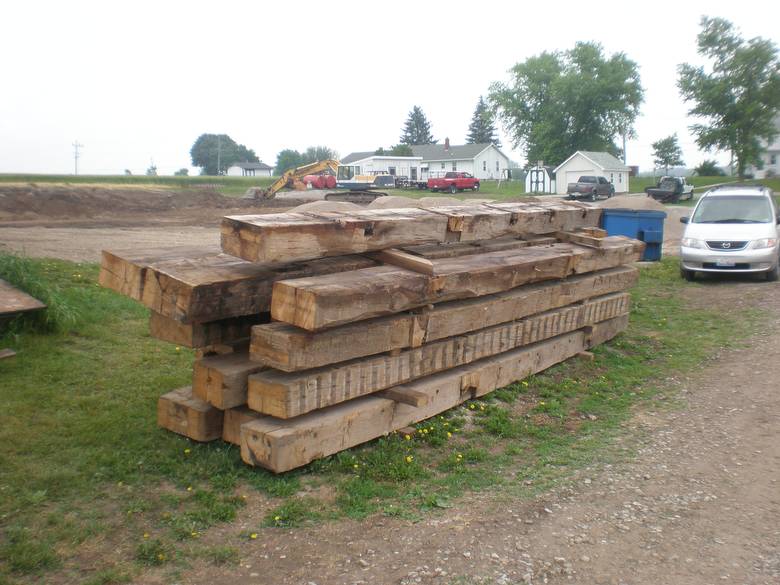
[524,165,556,194]
[553,151,630,195]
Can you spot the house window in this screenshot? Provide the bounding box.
[452,162,457,171]
[772,154,778,166]
[388,166,396,176]
[610,173,614,183]
[496,161,499,171]
[483,161,486,171]
[619,173,622,183]
[441,162,445,169]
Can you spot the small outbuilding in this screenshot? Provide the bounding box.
[553,151,630,195]
[524,164,556,194]
[227,162,274,177]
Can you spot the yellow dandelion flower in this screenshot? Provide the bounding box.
[353,464,359,469]
[404,434,411,441]
[191,531,199,538]
[469,404,475,410]
[274,515,281,521]
[405,455,414,463]
[522,381,529,387]
[157,553,166,561]
[447,432,452,439]
[443,422,449,427]
[242,494,248,499]
[175,347,181,352]
[143,532,150,539]
[479,405,485,411]
[184,448,191,454]
[540,401,546,406]
[250,533,258,539]
[186,486,192,492]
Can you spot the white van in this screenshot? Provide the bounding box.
[679,185,779,281]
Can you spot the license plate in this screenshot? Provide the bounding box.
[715,260,736,267]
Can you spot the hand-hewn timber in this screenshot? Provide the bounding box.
[99,247,220,302]
[221,202,601,264]
[192,352,266,409]
[222,406,265,445]
[271,239,644,330]
[0,278,46,316]
[247,293,630,418]
[149,311,267,348]
[252,266,638,371]
[221,208,450,264]
[157,387,223,442]
[240,316,627,472]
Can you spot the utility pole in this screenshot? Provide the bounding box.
[72,140,84,175]
[622,131,627,164]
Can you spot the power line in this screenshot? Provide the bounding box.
[72,140,84,175]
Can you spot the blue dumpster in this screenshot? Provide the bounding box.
[600,209,667,261]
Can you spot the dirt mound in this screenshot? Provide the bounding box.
[367,196,424,209]
[597,194,668,212]
[292,201,362,213]
[0,183,259,222]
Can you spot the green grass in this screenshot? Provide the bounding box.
[0,253,761,583]
[628,175,737,194]
[0,173,276,197]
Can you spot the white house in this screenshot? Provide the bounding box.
[553,151,630,195]
[746,117,780,178]
[524,164,556,194]
[411,140,511,181]
[227,162,274,177]
[339,152,423,180]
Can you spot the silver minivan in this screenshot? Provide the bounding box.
[679,185,779,281]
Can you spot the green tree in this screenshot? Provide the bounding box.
[274,149,303,174]
[145,164,157,176]
[678,17,780,178]
[489,42,643,166]
[174,168,189,176]
[466,96,500,146]
[274,146,338,174]
[693,159,726,176]
[374,144,414,156]
[652,134,685,172]
[190,133,259,175]
[399,106,436,145]
[303,146,338,163]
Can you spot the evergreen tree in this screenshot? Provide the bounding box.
[399,106,436,145]
[466,96,500,146]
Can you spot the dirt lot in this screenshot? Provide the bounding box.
[178,278,780,585]
[0,184,687,262]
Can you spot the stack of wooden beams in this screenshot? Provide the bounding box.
[99,201,644,473]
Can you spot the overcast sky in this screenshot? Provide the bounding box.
[1,0,777,176]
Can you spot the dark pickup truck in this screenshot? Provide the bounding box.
[566,175,615,201]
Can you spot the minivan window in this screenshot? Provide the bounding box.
[691,195,773,224]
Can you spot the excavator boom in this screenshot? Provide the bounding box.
[258,159,339,199]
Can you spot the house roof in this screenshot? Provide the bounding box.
[411,143,499,161]
[340,151,376,164]
[231,161,273,170]
[554,151,629,173]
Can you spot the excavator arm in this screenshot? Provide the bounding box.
[259,159,339,199]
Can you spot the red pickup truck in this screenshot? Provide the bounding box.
[427,172,480,193]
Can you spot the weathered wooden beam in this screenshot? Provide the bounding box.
[374,386,430,407]
[222,406,265,445]
[368,248,436,275]
[251,266,638,372]
[192,352,266,409]
[157,387,223,442]
[271,239,644,330]
[222,208,450,264]
[247,293,630,418]
[149,311,266,349]
[221,202,601,264]
[99,247,219,302]
[240,316,627,472]
[555,231,607,248]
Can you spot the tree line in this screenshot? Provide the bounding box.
[189,17,779,178]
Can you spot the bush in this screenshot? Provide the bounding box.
[0,254,80,333]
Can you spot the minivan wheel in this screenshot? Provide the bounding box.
[766,263,778,282]
[680,267,695,282]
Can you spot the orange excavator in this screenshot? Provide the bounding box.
[245,159,393,203]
